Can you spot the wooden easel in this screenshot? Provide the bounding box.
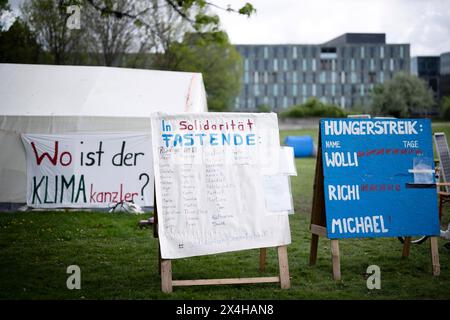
[152,193,291,293]
[309,130,440,280]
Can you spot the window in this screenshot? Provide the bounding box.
[351,59,355,71]
[380,71,384,83]
[244,59,249,71]
[293,72,298,83]
[292,84,297,95]
[360,84,365,97]
[400,46,404,58]
[380,46,384,59]
[370,59,375,71]
[293,46,297,59]
[283,59,288,71]
[312,84,316,96]
[341,96,346,108]
[361,47,365,59]
[302,59,307,71]
[274,59,278,71]
[254,84,259,96]
[320,72,326,84]
[332,72,337,83]
[331,84,336,96]
[390,58,394,71]
[273,84,278,96]
[302,84,307,96]
[312,59,317,71]
[254,72,259,83]
[264,46,269,59]
[341,71,346,83]
[244,72,249,84]
[283,97,288,108]
[351,72,357,84]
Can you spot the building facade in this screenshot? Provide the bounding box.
[440,52,450,99]
[411,56,441,99]
[234,33,410,111]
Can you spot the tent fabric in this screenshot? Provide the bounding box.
[0,64,208,205]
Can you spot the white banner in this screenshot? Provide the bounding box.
[21,133,153,208]
[151,112,291,259]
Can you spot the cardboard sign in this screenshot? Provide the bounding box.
[321,118,440,239]
[151,112,291,259]
[21,133,153,208]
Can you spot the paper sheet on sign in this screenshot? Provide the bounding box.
[263,146,296,215]
[151,112,291,259]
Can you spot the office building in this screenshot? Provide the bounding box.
[440,52,450,99]
[411,56,440,99]
[234,33,410,111]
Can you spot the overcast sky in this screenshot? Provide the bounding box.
[8,0,450,57]
[213,0,450,56]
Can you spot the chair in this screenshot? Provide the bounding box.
[433,132,450,221]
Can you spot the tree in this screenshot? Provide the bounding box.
[82,0,138,66]
[371,72,435,117]
[156,31,242,111]
[440,96,450,120]
[21,0,83,64]
[0,18,42,63]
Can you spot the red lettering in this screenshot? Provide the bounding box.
[31,141,58,165]
[179,120,187,130]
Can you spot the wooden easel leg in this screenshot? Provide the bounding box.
[161,259,173,293]
[330,240,341,281]
[277,246,290,289]
[158,244,162,275]
[309,234,319,266]
[402,237,412,258]
[259,248,267,272]
[430,237,440,276]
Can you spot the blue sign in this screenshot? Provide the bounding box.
[321,118,440,239]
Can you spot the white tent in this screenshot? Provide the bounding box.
[0,63,208,209]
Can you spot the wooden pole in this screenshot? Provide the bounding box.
[161,259,173,293]
[430,237,440,276]
[330,239,341,281]
[402,237,412,258]
[277,246,291,289]
[259,248,267,272]
[309,234,319,266]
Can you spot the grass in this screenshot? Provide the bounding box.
[1,122,450,299]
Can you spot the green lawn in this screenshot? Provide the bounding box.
[1,123,450,299]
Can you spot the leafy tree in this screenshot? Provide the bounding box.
[155,31,242,111]
[21,0,86,64]
[280,97,349,118]
[371,72,435,117]
[82,0,138,66]
[440,96,450,120]
[0,18,42,63]
[257,104,271,113]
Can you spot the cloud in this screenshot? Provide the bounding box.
[214,0,450,56]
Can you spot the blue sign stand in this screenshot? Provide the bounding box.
[309,118,440,280]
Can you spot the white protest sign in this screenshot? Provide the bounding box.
[21,133,153,208]
[151,112,291,259]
